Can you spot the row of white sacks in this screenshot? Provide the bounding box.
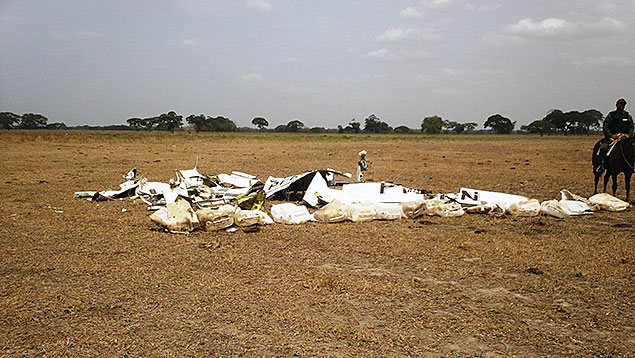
[149,189,629,232]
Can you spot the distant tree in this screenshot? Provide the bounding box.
[464,122,478,133]
[126,117,145,130]
[421,116,443,134]
[18,113,48,129]
[186,114,207,132]
[544,109,567,134]
[521,120,556,136]
[310,127,326,133]
[0,112,21,129]
[394,125,411,134]
[186,114,237,132]
[154,111,182,132]
[337,125,344,133]
[349,119,361,133]
[46,122,67,130]
[363,114,392,133]
[208,116,237,132]
[251,117,269,131]
[484,114,515,134]
[286,120,304,133]
[571,109,602,134]
[274,124,288,132]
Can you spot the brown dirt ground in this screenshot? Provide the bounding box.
[0,131,633,357]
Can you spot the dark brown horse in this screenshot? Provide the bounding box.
[593,136,635,202]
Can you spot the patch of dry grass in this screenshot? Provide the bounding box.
[0,130,633,357]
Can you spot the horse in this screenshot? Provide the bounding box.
[592,136,635,203]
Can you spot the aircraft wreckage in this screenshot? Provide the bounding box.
[74,152,630,234]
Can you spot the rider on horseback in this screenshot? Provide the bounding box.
[596,98,634,173]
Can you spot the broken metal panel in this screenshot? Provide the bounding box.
[439,188,528,210]
[341,182,425,203]
[303,173,356,207]
[217,172,259,188]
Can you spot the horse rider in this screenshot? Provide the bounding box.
[596,98,634,173]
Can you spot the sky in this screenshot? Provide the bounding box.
[1,0,633,129]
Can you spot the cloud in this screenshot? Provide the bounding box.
[376,27,440,42]
[505,17,626,40]
[574,56,635,68]
[246,0,272,12]
[400,7,423,19]
[364,48,436,62]
[241,73,265,81]
[364,48,396,61]
[420,0,454,9]
[183,38,201,47]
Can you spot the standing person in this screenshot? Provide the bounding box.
[596,98,634,172]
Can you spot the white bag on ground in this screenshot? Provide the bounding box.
[345,204,375,223]
[196,204,236,231]
[313,199,349,223]
[234,208,274,226]
[371,202,405,220]
[507,199,541,216]
[149,199,199,233]
[400,200,426,219]
[270,203,313,224]
[588,193,630,212]
[423,199,465,217]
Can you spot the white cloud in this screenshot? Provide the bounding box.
[241,73,265,81]
[364,48,436,62]
[400,7,423,19]
[183,38,201,47]
[246,0,272,12]
[505,17,626,40]
[376,27,440,42]
[364,48,396,61]
[574,56,635,68]
[420,0,454,8]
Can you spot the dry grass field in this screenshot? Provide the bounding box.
[0,131,633,357]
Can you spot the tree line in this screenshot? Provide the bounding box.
[1,108,605,135]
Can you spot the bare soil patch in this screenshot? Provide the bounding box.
[1,131,633,357]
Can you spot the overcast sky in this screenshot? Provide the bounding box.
[1,0,633,128]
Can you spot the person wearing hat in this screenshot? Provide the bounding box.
[596,98,634,172]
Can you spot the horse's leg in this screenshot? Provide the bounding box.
[603,171,610,193]
[625,171,632,203]
[612,173,618,197]
[594,171,601,194]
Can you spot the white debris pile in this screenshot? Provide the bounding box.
[74,155,631,234]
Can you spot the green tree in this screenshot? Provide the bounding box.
[0,112,21,129]
[544,109,567,134]
[46,122,68,130]
[421,116,443,134]
[521,120,556,136]
[19,113,48,129]
[484,114,515,134]
[251,117,269,131]
[155,111,182,132]
[394,125,410,133]
[186,114,207,132]
[286,120,305,133]
[363,114,392,133]
[464,122,478,133]
[126,117,144,130]
[274,124,288,132]
[349,119,361,133]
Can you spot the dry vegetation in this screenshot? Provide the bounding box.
[0,131,633,357]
